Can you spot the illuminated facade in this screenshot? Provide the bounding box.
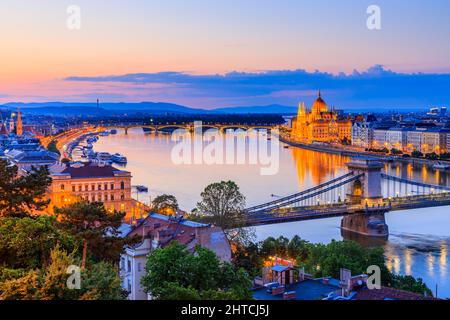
[48,162,136,217]
[292,91,352,143]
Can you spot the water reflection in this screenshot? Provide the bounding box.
[291,147,348,186]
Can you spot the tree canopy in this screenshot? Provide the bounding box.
[0,216,74,269]
[0,160,52,218]
[55,201,136,268]
[151,194,179,215]
[195,181,254,244]
[0,245,125,300]
[141,241,252,300]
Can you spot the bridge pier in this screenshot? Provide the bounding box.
[341,210,389,238]
[342,158,389,237]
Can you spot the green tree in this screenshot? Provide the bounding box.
[425,152,439,160]
[55,201,131,268]
[411,150,424,158]
[0,216,74,269]
[0,246,125,300]
[303,240,390,280]
[389,274,433,296]
[195,181,254,244]
[151,194,179,215]
[391,148,403,155]
[0,160,52,218]
[141,242,252,300]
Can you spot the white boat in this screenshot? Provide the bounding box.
[96,152,112,161]
[99,131,110,136]
[111,153,127,164]
[433,162,450,170]
[86,136,98,143]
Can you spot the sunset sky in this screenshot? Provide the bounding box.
[1,0,450,109]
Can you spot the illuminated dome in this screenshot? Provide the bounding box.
[311,90,328,114]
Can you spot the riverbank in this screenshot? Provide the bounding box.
[279,134,450,167]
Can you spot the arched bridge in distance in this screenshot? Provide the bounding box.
[244,157,450,238]
[104,123,276,134]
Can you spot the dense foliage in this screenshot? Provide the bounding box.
[141,242,253,300]
[0,216,74,269]
[55,201,138,268]
[0,160,52,217]
[0,246,125,300]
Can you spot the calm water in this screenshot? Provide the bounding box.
[77,128,450,298]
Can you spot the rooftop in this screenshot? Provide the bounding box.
[354,286,438,301]
[54,162,131,179]
[252,279,339,301]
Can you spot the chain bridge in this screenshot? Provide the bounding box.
[245,158,450,237]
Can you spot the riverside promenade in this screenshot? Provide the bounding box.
[278,133,449,167]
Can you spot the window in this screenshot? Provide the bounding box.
[138,263,142,272]
[78,185,82,192]
[91,195,96,202]
[72,185,75,192]
[104,183,108,190]
[111,183,114,190]
[127,260,131,272]
[111,194,115,201]
[60,184,65,191]
[85,185,88,191]
[104,194,108,201]
[98,184,102,191]
[91,184,95,191]
[121,193,125,200]
[98,194,102,201]
[120,181,125,190]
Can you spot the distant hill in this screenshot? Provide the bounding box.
[212,104,296,114]
[0,101,296,116]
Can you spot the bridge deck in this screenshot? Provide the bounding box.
[246,194,450,227]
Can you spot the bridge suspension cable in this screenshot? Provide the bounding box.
[245,172,363,214]
[381,174,450,197]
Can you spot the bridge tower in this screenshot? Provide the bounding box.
[346,158,384,206]
[342,157,389,238]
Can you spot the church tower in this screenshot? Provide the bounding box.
[9,116,14,133]
[16,107,23,136]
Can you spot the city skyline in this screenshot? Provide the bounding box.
[1,0,450,109]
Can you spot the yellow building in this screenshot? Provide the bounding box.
[292,91,352,143]
[48,162,143,220]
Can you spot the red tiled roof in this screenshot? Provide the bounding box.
[128,215,202,247]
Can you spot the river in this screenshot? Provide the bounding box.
[73,128,450,298]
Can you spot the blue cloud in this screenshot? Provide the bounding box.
[65,65,450,110]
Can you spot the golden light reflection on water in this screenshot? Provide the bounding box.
[404,248,413,275]
[440,241,448,278]
[291,147,349,186]
[421,165,427,183]
[428,253,435,276]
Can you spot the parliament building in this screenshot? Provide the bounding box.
[291,91,352,143]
